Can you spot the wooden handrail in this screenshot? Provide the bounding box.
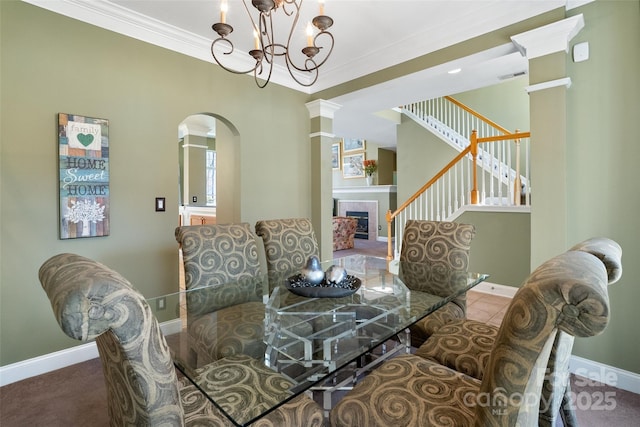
[386,145,471,260]
[444,96,512,135]
[386,130,532,260]
[477,131,531,143]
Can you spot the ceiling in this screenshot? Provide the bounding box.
[25,0,585,148]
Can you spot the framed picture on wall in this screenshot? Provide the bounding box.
[342,152,365,178]
[331,142,341,170]
[58,113,110,239]
[342,138,365,153]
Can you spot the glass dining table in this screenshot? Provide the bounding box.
[147,254,488,426]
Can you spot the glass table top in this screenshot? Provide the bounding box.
[147,255,488,426]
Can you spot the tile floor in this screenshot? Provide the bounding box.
[465,289,511,327]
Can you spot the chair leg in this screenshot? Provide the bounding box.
[560,378,578,427]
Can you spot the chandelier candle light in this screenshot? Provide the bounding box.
[211,0,335,88]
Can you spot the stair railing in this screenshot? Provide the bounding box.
[405,95,512,149]
[404,96,530,201]
[386,129,531,261]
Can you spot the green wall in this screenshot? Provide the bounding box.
[459,211,531,287]
[452,75,530,133]
[561,0,640,374]
[0,1,310,365]
[376,148,396,185]
[397,114,476,204]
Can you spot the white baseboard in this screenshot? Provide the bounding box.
[0,341,100,387]
[471,281,519,298]
[569,354,640,394]
[0,319,182,387]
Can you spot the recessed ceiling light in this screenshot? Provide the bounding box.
[448,68,462,74]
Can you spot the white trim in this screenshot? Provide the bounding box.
[471,281,519,298]
[569,355,640,395]
[309,132,336,139]
[0,341,99,387]
[182,143,209,149]
[305,99,342,119]
[511,14,585,59]
[525,77,572,93]
[460,204,531,214]
[332,185,397,194]
[0,319,182,387]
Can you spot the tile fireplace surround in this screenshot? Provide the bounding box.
[338,200,378,241]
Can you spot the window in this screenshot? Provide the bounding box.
[206,150,216,206]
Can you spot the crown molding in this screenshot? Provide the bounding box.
[22,0,313,92]
[306,99,342,119]
[511,14,585,59]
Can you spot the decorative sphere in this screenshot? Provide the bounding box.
[325,265,347,284]
[302,256,325,285]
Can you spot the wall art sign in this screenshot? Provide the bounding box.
[58,113,110,239]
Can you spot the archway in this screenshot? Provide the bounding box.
[178,113,241,225]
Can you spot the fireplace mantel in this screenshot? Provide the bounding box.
[332,185,396,195]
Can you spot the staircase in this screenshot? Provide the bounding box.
[386,96,531,260]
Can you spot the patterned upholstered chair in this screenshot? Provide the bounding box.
[39,253,324,427]
[399,220,476,347]
[332,216,358,251]
[175,223,269,365]
[255,218,320,288]
[415,237,622,427]
[330,248,614,427]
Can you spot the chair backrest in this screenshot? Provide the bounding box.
[175,223,267,315]
[400,220,476,270]
[475,250,612,427]
[39,253,184,426]
[255,218,320,286]
[538,237,622,425]
[399,220,475,311]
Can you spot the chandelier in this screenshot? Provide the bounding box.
[211,0,334,88]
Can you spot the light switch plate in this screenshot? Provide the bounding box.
[573,42,589,63]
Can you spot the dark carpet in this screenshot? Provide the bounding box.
[2,353,638,426]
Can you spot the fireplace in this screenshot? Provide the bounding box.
[346,211,369,239]
[338,200,378,241]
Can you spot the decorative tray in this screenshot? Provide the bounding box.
[285,274,362,298]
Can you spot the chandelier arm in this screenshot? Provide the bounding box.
[242,0,261,34]
[260,12,277,65]
[281,0,301,17]
[285,31,334,73]
[284,58,319,87]
[211,39,262,75]
[254,55,274,88]
[308,31,334,68]
[284,0,302,53]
